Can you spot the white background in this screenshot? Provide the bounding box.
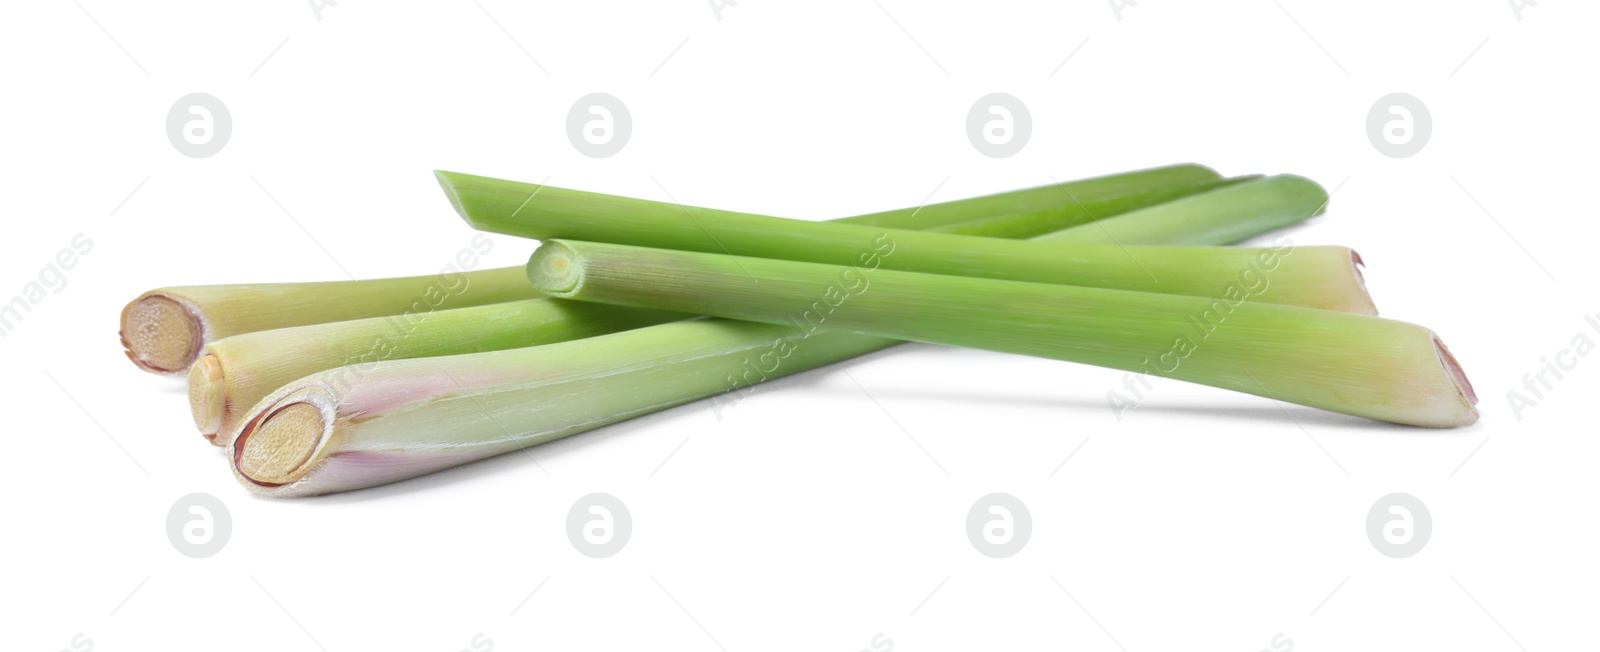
[3,1,1595,650]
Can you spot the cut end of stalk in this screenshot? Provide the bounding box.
[1348,250,1378,315]
[435,169,473,222]
[435,169,514,229]
[188,353,227,444]
[1434,335,1479,411]
[120,294,206,375]
[232,396,332,487]
[528,241,584,296]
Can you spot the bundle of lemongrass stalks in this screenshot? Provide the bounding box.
[119,164,1477,497]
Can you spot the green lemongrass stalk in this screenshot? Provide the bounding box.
[832,163,1220,230]
[1033,175,1336,246]
[527,240,1478,428]
[926,175,1259,238]
[437,171,1371,312]
[120,265,538,375]
[189,299,686,444]
[221,198,1331,497]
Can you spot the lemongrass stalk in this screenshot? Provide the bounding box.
[221,196,1345,497]
[1033,175,1332,246]
[223,320,899,496]
[120,266,538,375]
[927,175,1258,238]
[528,240,1478,428]
[833,163,1220,230]
[189,299,685,443]
[436,171,1368,312]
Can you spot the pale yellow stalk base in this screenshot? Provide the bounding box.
[231,387,339,488]
[236,402,326,485]
[188,354,226,441]
[121,294,206,374]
